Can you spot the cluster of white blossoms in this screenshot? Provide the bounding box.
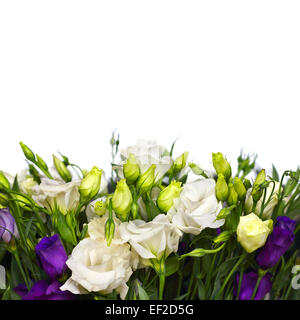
[57,140,226,299]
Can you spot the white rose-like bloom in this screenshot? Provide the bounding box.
[32,178,81,213]
[245,181,280,219]
[119,214,182,264]
[167,179,225,235]
[115,140,173,182]
[60,214,139,299]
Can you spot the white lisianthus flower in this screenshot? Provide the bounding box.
[32,178,81,213]
[119,214,182,264]
[115,140,173,183]
[60,214,139,299]
[17,169,38,196]
[245,181,280,219]
[167,179,225,235]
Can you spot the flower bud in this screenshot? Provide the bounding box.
[112,179,133,220]
[19,142,35,162]
[227,183,239,206]
[212,152,232,181]
[131,202,138,220]
[123,153,140,185]
[243,179,251,190]
[105,218,115,247]
[233,177,247,200]
[237,213,272,253]
[157,180,182,212]
[252,169,266,202]
[216,205,236,220]
[36,154,48,171]
[94,200,107,217]
[215,173,229,201]
[173,152,189,173]
[0,171,10,189]
[136,164,156,195]
[53,155,72,183]
[213,230,234,244]
[79,166,102,201]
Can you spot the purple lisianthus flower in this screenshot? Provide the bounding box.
[35,234,68,279]
[0,208,19,243]
[14,280,74,300]
[256,216,296,269]
[233,271,272,300]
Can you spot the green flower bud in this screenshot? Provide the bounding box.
[136,164,156,195]
[213,230,234,244]
[53,155,72,183]
[36,154,48,171]
[28,164,41,184]
[173,152,189,173]
[79,166,102,201]
[243,178,251,190]
[233,177,247,200]
[123,153,140,184]
[105,218,115,247]
[157,180,182,212]
[215,173,229,201]
[212,152,232,181]
[216,205,236,220]
[227,182,238,206]
[252,169,266,202]
[0,171,10,189]
[94,200,107,216]
[19,142,36,162]
[112,179,133,220]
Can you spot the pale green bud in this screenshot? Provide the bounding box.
[105,218,115,247]
[131,202,138,220]
[112,179,133,220]
[233,177,247,200]
[0,171,10,189]
[252,169,266,202]
[215,173,229,201]
[157,180,182,212]
[19,142,35,162]
[173,152,189,173]
[216,205,236,220]
[213,230,234,244]
[53,155,72,182]
[227,182,238,206]
[136,164,156,195]
[36,154,48,171]
[79,166,102,201]
[123,153,140,184]
[94,200,107,216]
[212,152,232,181]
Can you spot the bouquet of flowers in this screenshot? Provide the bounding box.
[0,134,299,300]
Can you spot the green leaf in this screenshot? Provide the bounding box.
[165,255,179,277]
[57,211,77,245]
[135,280,150,300]
[197,278,206,300]
[272,164,280,182]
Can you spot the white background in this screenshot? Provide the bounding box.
[0,1,299,178]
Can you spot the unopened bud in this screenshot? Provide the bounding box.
[131,202,138,219]
[94,200,107,216]
[53,155,72,182]
[112,179,133,220]
[252,169,266,202]
[157,180,182,212]
[79,166,102,201]
[173,152,189,173]
[215,173,229,201]
[105,218,115,247]
[227,182,238,205]
[233,177,247,200]
[212,152,231,181]
[136,164,156,195]
[123,154,140,184]
[19,142,36,162]
[216,205,236,220]
[36,154,48,171]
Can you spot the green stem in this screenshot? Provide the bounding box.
[159,273,165,300]
[250,275,263,300]
[215,253,246,300]
[14,250,30,290]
